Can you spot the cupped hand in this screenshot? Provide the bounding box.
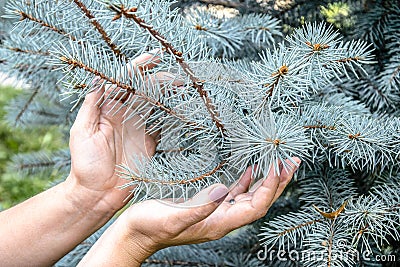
[66,52,162,213]
[79,158,301,266]
[125,157,300,249]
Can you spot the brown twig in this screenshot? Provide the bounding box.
[266,138,286,147]
[72,0,125,58]
[59,56,202,129]
[129,161,225,185]
[59,56,132,91]
[7,47,50,56]
[112,5,225,133]
[306,42,330,52]
[17,160,56,170]
[156,147,190,154]
[15,87,40,124]
[278,219,323,236]
[348,133,361,139]
[18,11,76,41]
[265,65,288,97]
[313,200,348,219]
[303,125,337,130]
[336,56,361,63]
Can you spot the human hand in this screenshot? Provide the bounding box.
[78,158,301,266]
[65,51,163,215]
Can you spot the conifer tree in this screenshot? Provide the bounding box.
[1,0,399,266]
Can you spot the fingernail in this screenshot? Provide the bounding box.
[293,159,302,172]
[208,186,229,204]
[149,48,161,56]
[249,178,264,193]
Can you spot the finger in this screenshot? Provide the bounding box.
[106,49,163,103]
[99,100,127,132]
[212,170,280,230]
[149,129,161,145]
[226,166,254,200]
[124,71,182,116]
[128,49,162,77]
[271,157,301,204]
[250,167,280,213]
[122,117,148,165]
[142,71,184,142]
[147,71,185,89]
[170,184,229,229]
[191,164,287,235]
[72,88,104,135]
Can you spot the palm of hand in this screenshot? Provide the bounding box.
[68,51,173,211]
[69,90,157,210]
[122,159,299,251]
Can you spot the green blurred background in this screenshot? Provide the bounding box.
[0,85,64,210]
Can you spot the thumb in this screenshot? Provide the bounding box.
[73,88,103,135]
[175,184,229,227]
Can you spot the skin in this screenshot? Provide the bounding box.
[0,52,159,266]
[79,159,300,267]
[0,51,301,266]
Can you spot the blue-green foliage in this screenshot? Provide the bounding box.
[1,0,399,266]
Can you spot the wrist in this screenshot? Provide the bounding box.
[116,211,158,265]
[62,174,117,226]
[79,212,157,267]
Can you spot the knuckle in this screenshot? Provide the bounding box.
[207,230,225,241]
[161,219,183,237]
[187,208,205,222]
[257,208,269,219]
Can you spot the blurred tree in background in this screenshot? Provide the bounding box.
[0,85,64,209]
[1,0,399,266]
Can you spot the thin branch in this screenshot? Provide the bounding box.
[18,11,77,41]
[244,26,271,32]
[59,56,202,129]
[389,65,400,84]
[156,147,193,154]
[388,203,400,212]
[59,56,132,91]
[36,110,59,118]
[128,161,225,185]
[265,65,288,97]
[6,47,50,56]
[111,4,225,133]
[327,222,335,267]
[336,56,361,63]
[199,0,242,8]
[304,122,381,149]
[278,219,323,236]
[17,161,57,170]
[72,0,126,58]
[303,125,337,130]
[313,200,348,219]
[15,87,40,124]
